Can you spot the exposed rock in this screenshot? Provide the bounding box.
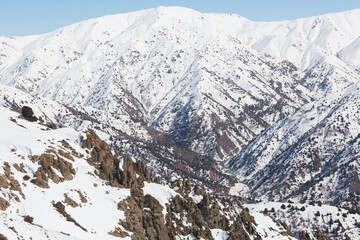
[118,187,169,240]
[143,194,169,240]
[23,215,34,224]
[81,129,115,181]
[314,228,330,240]
[0,197,10,211]
[0,233,8,240]
[21,106,37,122]
[31,153,75,188]
[298,230,312,240]
[76,190,87,203]
[165,178,261,240]
[64,193,79,208]
[2,162,24,199]
[108,227,129,238]
[0,176,9,189]
[116,154,151,189]
[12,163,26,173]
[53,202,87,232]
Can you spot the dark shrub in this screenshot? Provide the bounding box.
[23,215,34,224]
[21,106,37,122]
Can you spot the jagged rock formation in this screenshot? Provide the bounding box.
[79,127,265,239]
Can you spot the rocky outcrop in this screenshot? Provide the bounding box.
[117,188,168,240]
[169,178,260,240]
[82,129,151,188]
[313,229,330,240]
[53,202,87,232]
[82,129,115,181]
[31,153,75,188]
[116,154,151,189]
[0,197,10,211]
[21,106,37,122]
[1,162,24,201]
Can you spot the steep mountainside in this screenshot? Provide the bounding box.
[0,7,311,162]
[235,9,360,97]
[337,37,360,71]
[236,9,360,70]
[228,82,360,213]
[1,6,360,211]
[0,83,237,197]
[0,106,298,240]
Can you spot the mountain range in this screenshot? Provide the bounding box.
[1,6,360,239]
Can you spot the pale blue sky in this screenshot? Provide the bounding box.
[1,0,359,36]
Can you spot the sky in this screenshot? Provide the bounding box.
[0,0,359,36]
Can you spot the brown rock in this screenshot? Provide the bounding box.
[298,230,312,240]
[64,193,79,208]
[108,227,129,238]
[31,153,75,188]
[0,233,7,240]
[81,129,115,182]
[0,176,9,189]
[0,197,10,211]
[116,155,151,189]
[53,202,87,232]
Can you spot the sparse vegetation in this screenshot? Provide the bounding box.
[21,106,37,122]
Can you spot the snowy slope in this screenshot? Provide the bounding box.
[236,9,360,69]
[337,37,360,71]
[246,202,360,240]
[1,6,360,207]
[0,7,313,163]
[228,82,360,212]
[0,7,358,162]
[0,105,296,240]
[0,106,130,239]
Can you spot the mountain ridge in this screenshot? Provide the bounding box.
[0,6,360,223]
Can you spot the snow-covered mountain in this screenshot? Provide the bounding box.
[0,105,300,240]
[337,37,360,71]
[0,7,313,162]
[1,7,360,233]
[1,7,359,162]
[228,82,360,213]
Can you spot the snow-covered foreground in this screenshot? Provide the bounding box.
[0,106,131,239]
[0,106,300,239]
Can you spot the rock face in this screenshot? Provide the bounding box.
[116,177,264,240]
[31,153,75,188]
[117,188,169,240]
[0,197,10,211]
[167,178,261,240]
[82,129,151,188]
[82,129,116,181]
[116,154,151,189]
